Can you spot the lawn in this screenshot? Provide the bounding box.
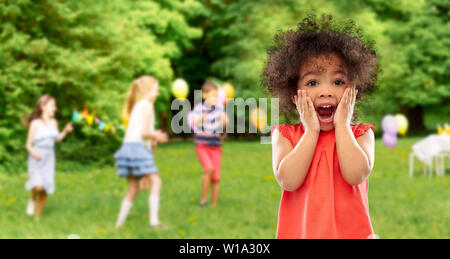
[0,138,448,239]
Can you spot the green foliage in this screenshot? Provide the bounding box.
[358,0,450,131]
[382,0,450,106]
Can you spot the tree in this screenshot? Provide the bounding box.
[363,0,450,132]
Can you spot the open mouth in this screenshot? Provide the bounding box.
[316,104,336,123]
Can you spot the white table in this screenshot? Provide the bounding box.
[410,134,450,177]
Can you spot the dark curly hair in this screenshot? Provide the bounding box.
[262,13,379,114]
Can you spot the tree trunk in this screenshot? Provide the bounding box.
[160,112,168,132]
[400,105,426,134]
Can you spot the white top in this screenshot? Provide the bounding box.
[124,99,155,145]
[33,120,60,148]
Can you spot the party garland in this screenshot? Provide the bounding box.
[72,109,125,135]
[71,80,236,135]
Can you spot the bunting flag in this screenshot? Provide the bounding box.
[72,109,124,135]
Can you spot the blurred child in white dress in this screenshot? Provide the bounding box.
[25,95,73,220]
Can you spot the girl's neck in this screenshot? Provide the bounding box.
[320,124,335,132]
[139,96,152,103]
[41,114,52,125]
[141,90,155,103]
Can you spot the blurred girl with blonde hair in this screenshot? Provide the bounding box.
[114,76,168,228]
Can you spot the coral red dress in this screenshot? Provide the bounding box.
[272,123,375,239]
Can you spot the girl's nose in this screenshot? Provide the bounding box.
[319,91,333,98]
[318,84,335,98]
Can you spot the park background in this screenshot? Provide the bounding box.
[0,0,449,238]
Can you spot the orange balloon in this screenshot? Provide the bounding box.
[250,108,267,131]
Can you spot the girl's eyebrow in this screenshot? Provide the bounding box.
[333,70,347,76]
[300,71,321,78]
[300,69,347,79]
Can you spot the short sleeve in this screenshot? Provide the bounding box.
[52,119,60,135]
[141,99,152,117]
[351,123,375,138]
[271,124,292,144]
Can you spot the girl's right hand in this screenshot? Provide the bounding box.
[294,90,320,134]
[33,153,42,162]
[63,122,74,134]
[156,130,169,143]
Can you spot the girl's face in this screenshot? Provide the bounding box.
[42,99,56,118]
[144,82,159,102]
[297,53,353,131]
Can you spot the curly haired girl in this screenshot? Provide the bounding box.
[263,14,379,239]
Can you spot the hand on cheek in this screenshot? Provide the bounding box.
[333,88,357,127]
[294,90,320,133]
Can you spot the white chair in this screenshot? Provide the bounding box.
[409,152,447,177]
[437,151,450,176]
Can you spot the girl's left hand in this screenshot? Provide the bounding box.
[64,123,73,134]
[334,87,358,127]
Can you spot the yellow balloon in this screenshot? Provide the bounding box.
[222,83,235,99]
[172,78,189,100]
[395,114,408,136]
[250,108,267,131]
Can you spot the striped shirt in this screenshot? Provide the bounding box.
[190,102,225,146]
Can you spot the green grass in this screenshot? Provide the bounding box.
[0,138,448,239]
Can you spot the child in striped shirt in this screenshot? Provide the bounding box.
[191,81,228,208]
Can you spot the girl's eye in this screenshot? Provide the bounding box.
[334,80,345,86]
[306,81,318,87]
